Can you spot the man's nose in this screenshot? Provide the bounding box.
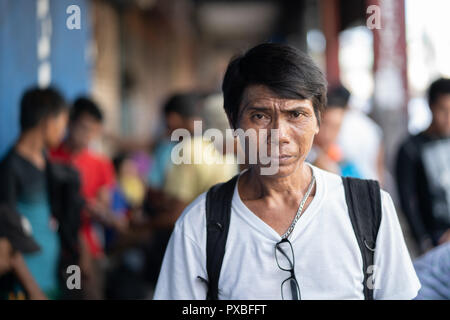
[271,118,290,145]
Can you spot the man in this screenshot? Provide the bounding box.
[337,96,385,184]
[396,78,450,253]
[309,85,361,178]
[0,87,72,299]
[50,97,122,299]
[148,93,200,190]
[162,93,238,214]
[154,43,420,300]
[144,93,208,222]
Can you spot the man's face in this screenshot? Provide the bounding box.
[237,84,319,178]
[184,116,203,134]
[69,113,103,150]
[165,112,184,134]
[314,106,346,151]
[431,94,450,137]
[165,112,202,135]
[43,110,69,149]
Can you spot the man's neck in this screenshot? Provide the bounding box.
[15,130,46,169]
[241,162,314,201]
[424,123,448,139]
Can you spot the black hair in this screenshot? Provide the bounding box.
[20,87,67,132]
[70,97,104,124]
[326,84,351,110]
[428,77,450,107]
[163,92,203,118]
[222,43,327,128]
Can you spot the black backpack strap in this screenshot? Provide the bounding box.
[204,175,239,300]
[342,177,382,300]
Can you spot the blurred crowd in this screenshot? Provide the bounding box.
[0,75,449,300]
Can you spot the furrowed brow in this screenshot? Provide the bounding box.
[243,105,272,113]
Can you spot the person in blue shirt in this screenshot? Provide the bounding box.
[309,84,362,178]
[414,242,450,299]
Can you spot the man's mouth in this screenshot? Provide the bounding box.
[265,154,295,164]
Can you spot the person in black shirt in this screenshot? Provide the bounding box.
[396,78,450,253]
[0,87,83,299]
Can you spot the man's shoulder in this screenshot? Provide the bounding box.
[400,132,429,149]
[47,160,81,184]
[316,164,391,209]
[0,149,14,167]
[379,188,394,209]
[397,133,428,161]
[312,164,343,193]
[414,242,450,273]
[0,149,22,173]
[174,192,207,239]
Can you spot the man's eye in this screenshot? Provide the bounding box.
[291,111,301,118]
[253,113,265,120]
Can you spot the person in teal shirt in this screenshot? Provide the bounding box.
[0,87,69,299]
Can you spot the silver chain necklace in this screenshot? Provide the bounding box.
[281,174,316,239]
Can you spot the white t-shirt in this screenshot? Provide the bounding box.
[153,165,421,300]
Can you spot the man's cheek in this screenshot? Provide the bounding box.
[299,133,316,155]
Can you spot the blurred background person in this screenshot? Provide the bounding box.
[413,241,450,300]
[0,87,73,299]
[50,97,125,299]
[308,84,362,178]
[102,152,149,299]
[396,78,450,254]
[104,91,239,297]
[337,97,385,185]
[159,92,238,223]
[147,94,198,190]
[107,93,206,213]
[141,93,206,219]
[141,92,238,295]
[104,152,145,253]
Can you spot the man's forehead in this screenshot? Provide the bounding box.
[77,113,101,124]
[241,85,313,110]
[435,94,450,106]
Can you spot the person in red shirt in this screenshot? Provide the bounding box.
[50,97,126,299]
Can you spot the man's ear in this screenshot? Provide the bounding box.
[315,112,321,134]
